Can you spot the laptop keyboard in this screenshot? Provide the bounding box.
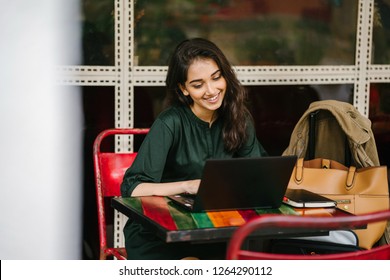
[181,194,195,204]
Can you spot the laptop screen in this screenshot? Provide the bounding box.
[168,155,297,212]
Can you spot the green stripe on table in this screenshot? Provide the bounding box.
[191,212,214,228]
[279,204,299,215]
[167,201,197,230]
[255,204,298,215]
[121,197,143,213]
[255,208,282,215]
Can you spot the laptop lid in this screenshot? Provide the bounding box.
[168,155,297,212]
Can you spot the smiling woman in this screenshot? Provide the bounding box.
[180,58,226,124]
[120,38,268,260]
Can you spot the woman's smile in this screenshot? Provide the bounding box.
[204,92,220,103]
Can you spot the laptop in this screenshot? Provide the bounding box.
[168,155,297,212]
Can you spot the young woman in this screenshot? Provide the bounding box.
[121,38,267,259]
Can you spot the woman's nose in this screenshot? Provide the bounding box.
[205,82,216,94]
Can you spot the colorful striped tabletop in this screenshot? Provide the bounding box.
[112,196,304,243]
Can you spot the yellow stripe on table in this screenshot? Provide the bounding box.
[207,210,246,227]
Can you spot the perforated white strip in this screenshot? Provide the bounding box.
[56,66,117,85]
[114,209,128,252]
[354,0,374,116]
[132,65,358,86]
[368,65,390,82]
[113,0,127,254]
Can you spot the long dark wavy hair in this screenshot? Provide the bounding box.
[165,38,252,153]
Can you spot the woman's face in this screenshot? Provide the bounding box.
[180,58,227,123]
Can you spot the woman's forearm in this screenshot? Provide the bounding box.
[131,179,201,197]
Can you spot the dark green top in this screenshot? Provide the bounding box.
[121,105,267,197]
[120,105,267,259]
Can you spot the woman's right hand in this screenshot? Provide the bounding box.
[182,179,201,194]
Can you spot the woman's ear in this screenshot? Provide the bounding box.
[179,84,189,96]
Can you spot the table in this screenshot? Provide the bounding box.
[111,196,356,243]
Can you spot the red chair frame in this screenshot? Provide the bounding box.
[226,210,390,260]
[93,128,149,260]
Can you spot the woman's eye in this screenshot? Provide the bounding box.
[193,84,202,89]
[213,75,221,80]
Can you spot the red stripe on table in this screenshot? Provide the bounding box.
[238,209,259,222]
[141,196,177,231]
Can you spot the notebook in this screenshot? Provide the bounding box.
[168,155,297,212]
[283,189,337,208]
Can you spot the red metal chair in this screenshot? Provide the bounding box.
[226,210,390,260]
[93,128,149,260]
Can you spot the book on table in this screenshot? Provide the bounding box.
[283,189,337,208]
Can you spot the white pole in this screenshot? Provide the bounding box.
[0,0,82,259]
